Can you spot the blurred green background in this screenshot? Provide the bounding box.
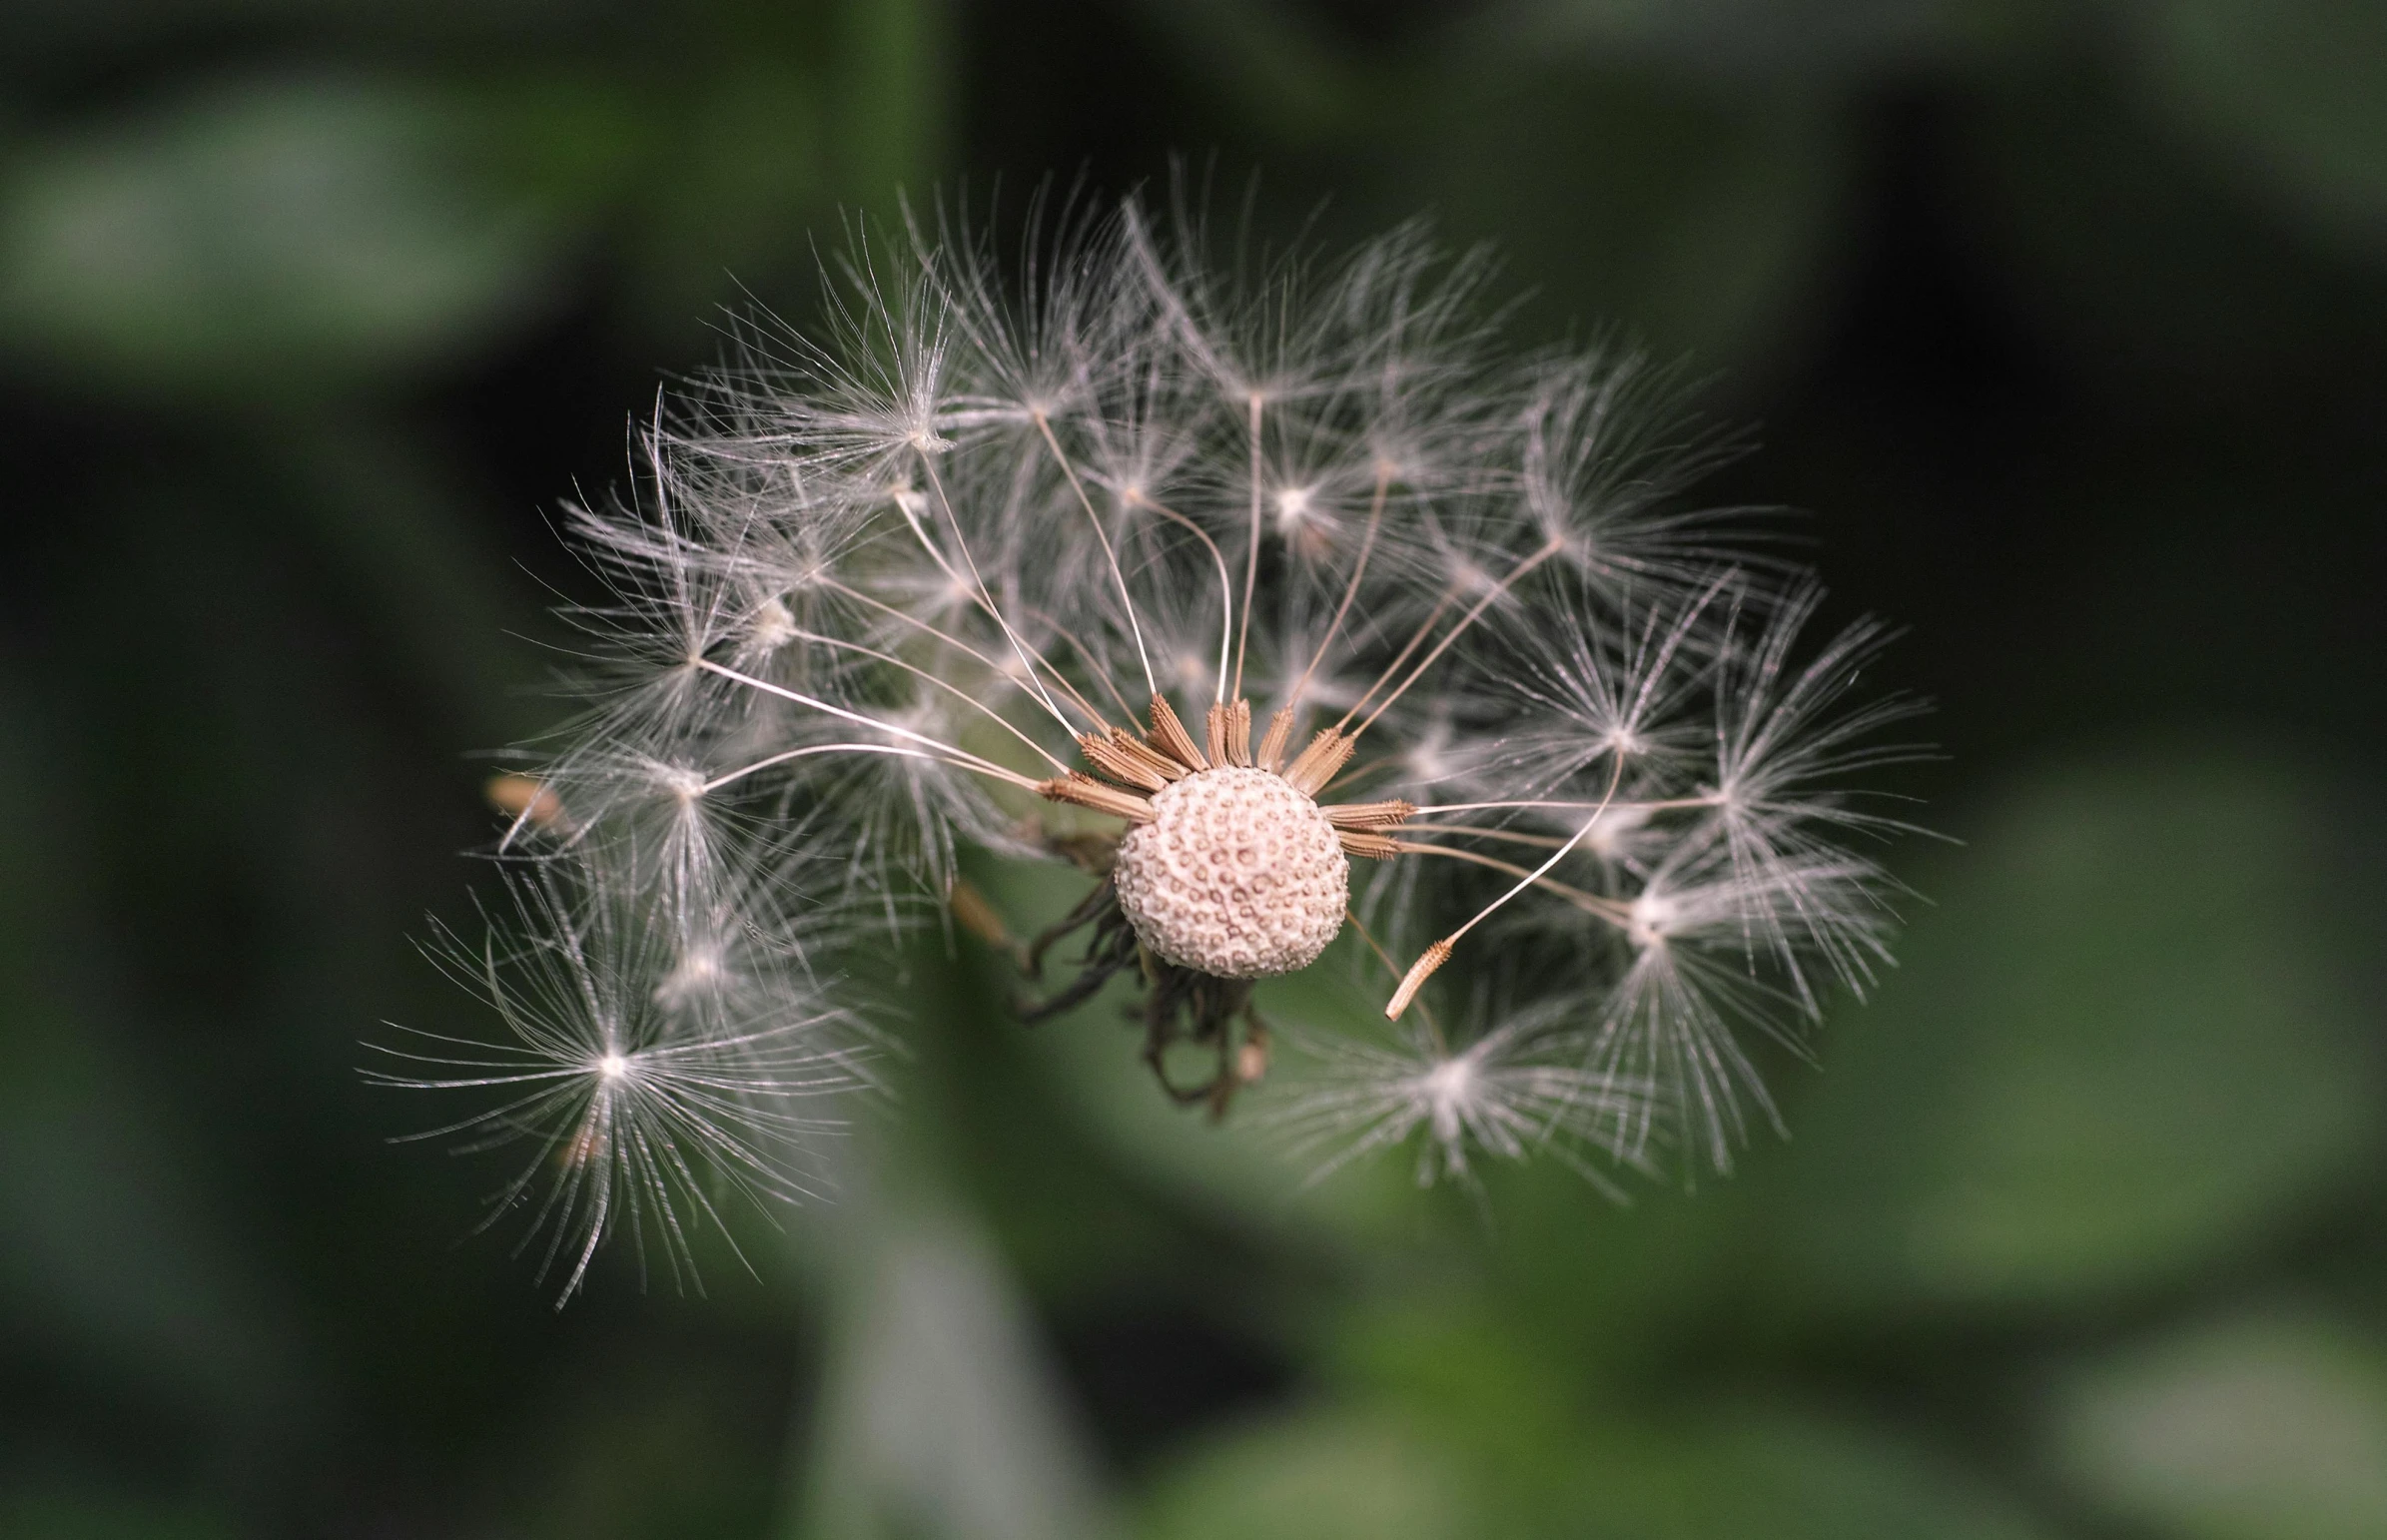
[5,1,2387,1536]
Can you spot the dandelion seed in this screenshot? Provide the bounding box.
[1266,1004,1656,1193]
[373,854,864,1303]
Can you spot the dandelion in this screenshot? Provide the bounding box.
[397,187,1922,1266]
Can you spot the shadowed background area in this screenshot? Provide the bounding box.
[4,2,2386,1537]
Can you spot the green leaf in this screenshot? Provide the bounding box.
[1139,1395,2061,1540]
[1775,748,2386,1310]
[1325,1265,2063,1538]
[0,75,563,393]
[1548,1404,2062,1540]
[2051,1307,2387,1540]
[1140,1410,1476,1540]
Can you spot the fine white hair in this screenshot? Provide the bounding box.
[385,187,1924,1282]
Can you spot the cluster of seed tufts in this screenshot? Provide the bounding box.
[1112,767,1348,979]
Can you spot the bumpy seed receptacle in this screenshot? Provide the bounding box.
[1111,767,1348,978]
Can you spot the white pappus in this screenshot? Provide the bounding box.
[383,187,1925,1289]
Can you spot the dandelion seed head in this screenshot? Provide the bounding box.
[1113,767,1348,979]
[395,185,1927,1278]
